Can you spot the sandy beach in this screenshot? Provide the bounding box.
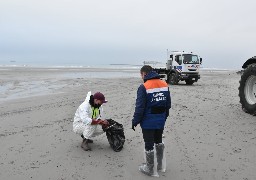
[0,67,255,180]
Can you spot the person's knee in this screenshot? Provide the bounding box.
[154,139,162,144]
[145,142,154,151]
[73,126,81,134]
[154,129,163,143]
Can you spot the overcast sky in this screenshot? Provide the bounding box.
[0,0,256,69]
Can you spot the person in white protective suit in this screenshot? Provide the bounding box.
[73,91,109,151]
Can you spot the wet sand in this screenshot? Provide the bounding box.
[0,67,255,180]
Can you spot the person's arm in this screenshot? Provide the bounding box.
[166,88,171,119]
[91,119,109,125]
[99,106,105,120]
[90,105,108,125]
[132,84,147,127]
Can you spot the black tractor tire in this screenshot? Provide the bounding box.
[185,79,194,85]
[238,64,256,115]
[168,73,179,85]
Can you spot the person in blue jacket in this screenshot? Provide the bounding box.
[132,65,171,176]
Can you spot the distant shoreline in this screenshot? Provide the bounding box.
[0,64,240,71]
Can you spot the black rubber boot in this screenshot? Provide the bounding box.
[81,139,91,151]
[81,135,93,143]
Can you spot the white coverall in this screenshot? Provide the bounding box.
[73,91,105,139]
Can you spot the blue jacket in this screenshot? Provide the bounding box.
[132,71,171,129]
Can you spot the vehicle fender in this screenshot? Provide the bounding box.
[242,56,256,69]
[166,70,176,78]
[169,69,179,75]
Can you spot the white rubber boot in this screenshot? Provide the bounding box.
[139,150,159,177]
[155,143,166,172]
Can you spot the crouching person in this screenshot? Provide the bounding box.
[73,91,109,151]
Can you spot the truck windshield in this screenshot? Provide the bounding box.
[183,54,199,64]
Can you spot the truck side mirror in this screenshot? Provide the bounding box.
[200,58,202,64]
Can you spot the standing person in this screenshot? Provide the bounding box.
[73,91,109,151]
[132,65,171,176]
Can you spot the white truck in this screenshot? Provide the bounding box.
[145,51,202,85]
[238,56,256,115]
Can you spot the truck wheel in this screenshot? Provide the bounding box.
[185,79,194,85]
[238,64,256,115]
[168,73,179,85]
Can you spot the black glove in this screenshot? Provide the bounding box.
[132,124,136,131]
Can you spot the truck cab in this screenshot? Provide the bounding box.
[169,52,201,84]
[170,53,201,73]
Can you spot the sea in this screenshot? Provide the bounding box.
[0,61,142,78]
[0,61,236,102]
[0,61,143,102]
[0,60,236,79]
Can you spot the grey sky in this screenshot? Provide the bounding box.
[0,0,256,69]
